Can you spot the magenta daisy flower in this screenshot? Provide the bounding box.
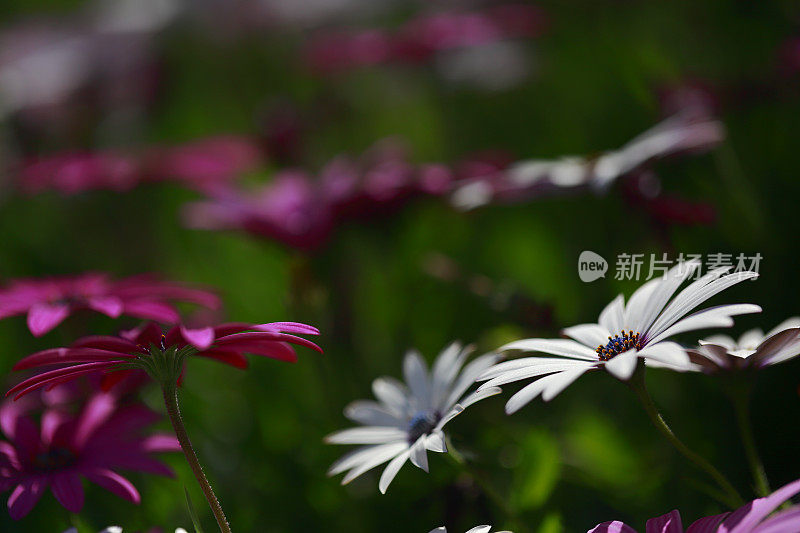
[0,393,179,520]
[588,477,800,532]
[0,273,220,337]
[7,321,322,399]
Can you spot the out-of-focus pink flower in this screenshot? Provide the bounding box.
[144,136,262,192]
[0,393,180,519]
[18,152,140,195]
[587,477,800,532]
[621,172,716,228]
[0,273,220,337]
[183,138,446,250]
[305,5,546,74]
[7,321,322,398]
[16,136,262,196]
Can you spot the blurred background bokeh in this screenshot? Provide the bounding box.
[1,0,799,531]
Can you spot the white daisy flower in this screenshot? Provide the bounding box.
[429,526,512,533]
[326,343,502,493]
[688,317,800,372]
[478,260,760,413]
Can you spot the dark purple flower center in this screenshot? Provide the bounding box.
[406,409,440,443]
[33,447,76,471]
[596,330,642,361]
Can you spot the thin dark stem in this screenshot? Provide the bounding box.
[162,386,232,533]
[628,370,744,508]
[730,387,770,497]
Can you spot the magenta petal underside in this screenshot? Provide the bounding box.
[27,303,71,337]
[645,510,683,533]
[588,521,638,533]
[50,472,84,512]
[180,326,215,350]
[8,478,47,520]
[84,468,141,504]
[86,296,124,317]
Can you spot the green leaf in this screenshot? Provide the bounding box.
[511,429,561,511]
[184,486,205,533]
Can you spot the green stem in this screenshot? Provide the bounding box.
[628,370,744,508]
[730,387,770,497]
[162,386,232,533]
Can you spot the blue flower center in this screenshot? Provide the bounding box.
[33,447,75,471]
[596,330,642,361]
[406,410,440,443]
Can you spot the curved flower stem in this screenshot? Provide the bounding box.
[730,386,770,497]
[162,386,232,533]
[628,370,744,508]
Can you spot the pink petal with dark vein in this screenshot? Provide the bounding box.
[84,468,141,504]
[13,348,132,370]
[86,296,124,317]
[215,331,322,352]
[721,478,800,532]
[71,336,138,352]
[27,303,71,336]
[7,362,118,400]
[646,510,683,533]
[208,340,298,362]
[50,472,84,512]
[40,409,71,447]
[253,322,320,335]
[8,478,47,519]
[140,433,181,453]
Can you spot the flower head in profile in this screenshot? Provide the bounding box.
[0,273,220,337]
[688,317,800,373]
[0,393,180,519]
[7,321,322,399]
[588,477,800,532]
[479,261,760,413]
[326,343,501,493]
[430,526,512,533]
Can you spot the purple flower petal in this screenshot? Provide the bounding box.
[50,472,84,512]
[86,296,124,317]
[751,505,800,533]
[84,468,141,504]
[27,303,70,336]
[686,513,730,533]
[721,478,800,533]
[645,510,683,533]
[180,326,215,350]
[8,478,47,520]
[587,521,638,533]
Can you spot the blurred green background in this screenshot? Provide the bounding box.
[1,1,799,531]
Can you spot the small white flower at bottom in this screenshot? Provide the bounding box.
[326,342,502,493]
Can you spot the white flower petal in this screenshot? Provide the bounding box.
[379,450,410,494]
[479,359,594,389]
[699,334,737,350]
[500,338,599,360]
[738,328,766,350]
[339,442,410,485]
[638,341,691,369]
[325,427,407,445]
[435,405,464,431]
[327,441,408,475]
[466,527,493,533]
[344,401,404,427]
[635,259,701,335]
[623,277,660,332]
[431,342,468,408]
[604,349,639,380]
[458,386,502,408]
[425,431,447,453]
[409,435,429,472]
[541,366,590,401]
[765,317,800,338]
[404,349,431,410]
[562,323,611,348]
[647,270,758,342]
[441,352,500,411]
[598,294,625,333]
[647,304,761,346]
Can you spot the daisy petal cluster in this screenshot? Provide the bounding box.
[588,477,800,532]
[7,321,322,398]
[688,317,800,373]
[326,343,501,493]
[0,392,179,519]
[0,273,220,336]
[479,261,760,413]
